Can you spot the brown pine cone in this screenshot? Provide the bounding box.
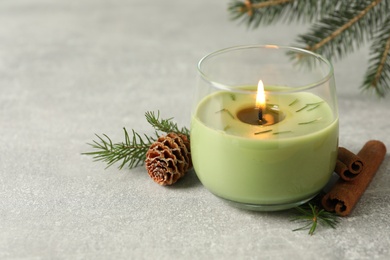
[145,132,192,185]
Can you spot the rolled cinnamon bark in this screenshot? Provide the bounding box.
[322,140,387,216]
[335,147,364,181]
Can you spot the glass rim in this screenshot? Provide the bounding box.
[197,44,334,94]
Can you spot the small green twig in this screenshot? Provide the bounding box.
[292,203,339,235]
[83,111,190,169]
[82,128,155,169]
[145,111,190,138]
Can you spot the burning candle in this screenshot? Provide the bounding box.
[237,80,285,126]
[191,45,339,211]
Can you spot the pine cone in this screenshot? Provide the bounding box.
[145,133,192,185]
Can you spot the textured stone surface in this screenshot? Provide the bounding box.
[0,0,389,259]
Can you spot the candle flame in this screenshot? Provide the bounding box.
[256,80,266,110]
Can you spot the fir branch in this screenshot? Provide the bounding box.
[83,111,190,169]
[292,203,340,235]
[362,16,390,96]
[228,0,390,96]
[145,111,190,138]
[298,0,384,60]
[250,0,292,9]
[229,0,344,26]
[229,0,289,27]
[83,128,156,170]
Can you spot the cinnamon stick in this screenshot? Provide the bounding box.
[335,147,364,181]
[322,140,387,216]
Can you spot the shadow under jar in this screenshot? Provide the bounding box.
[191,45,339,211]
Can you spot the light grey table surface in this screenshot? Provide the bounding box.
[1,0,390,259]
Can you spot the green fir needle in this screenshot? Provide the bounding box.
[296,105,309,112]
[289,98,299,106]
[254,129,272,135]
[216,108,235,119]
[273,131,292,135]
[298,117,322,125]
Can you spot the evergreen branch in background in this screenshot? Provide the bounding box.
[228,0,390,97]
[228,0,344,26]
[297,0,382,60]
[83,111,190,169]
[362,16,390,96]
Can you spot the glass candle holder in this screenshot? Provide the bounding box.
[191,45,339,211]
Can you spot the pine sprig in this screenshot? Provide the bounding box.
[228,0,390,97]
[83,111,189,169]
[145,111,190,138]
[292,203,339,235]
[83,128,156,170]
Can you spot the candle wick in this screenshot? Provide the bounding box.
[258,107,263,124]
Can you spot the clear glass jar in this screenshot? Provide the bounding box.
[191,45,338,211]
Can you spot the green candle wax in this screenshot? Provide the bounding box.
[190,89,338,205]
